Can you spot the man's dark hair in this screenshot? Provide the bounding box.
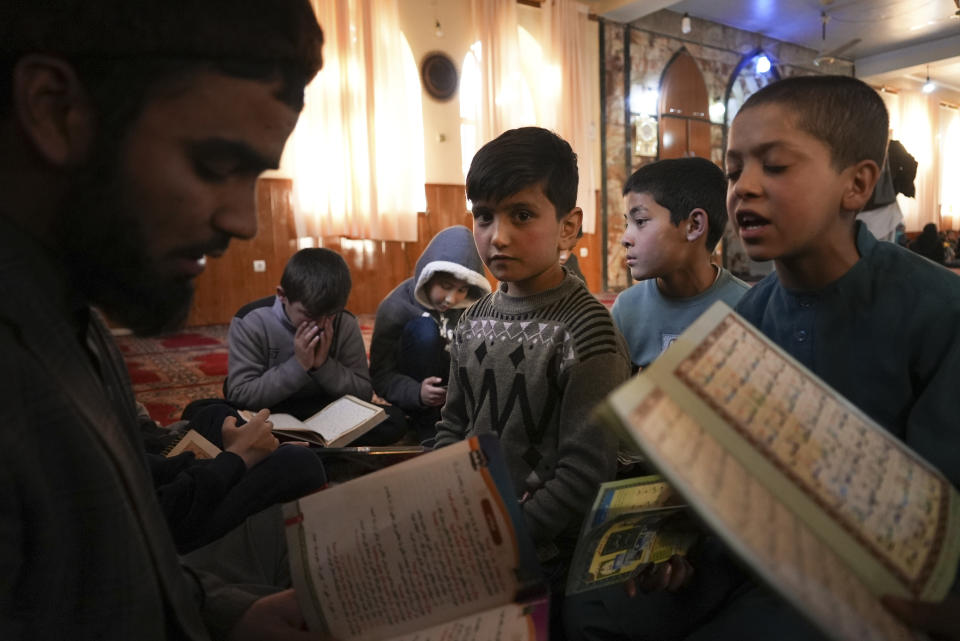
[622,157,727,251]
[281,248,351,318]
[737,74,889,170]
[466,126,579,218]
[0,1,324,127]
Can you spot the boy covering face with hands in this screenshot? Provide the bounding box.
[227,248,403,444]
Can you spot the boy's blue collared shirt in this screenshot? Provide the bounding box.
[736,221,960,490]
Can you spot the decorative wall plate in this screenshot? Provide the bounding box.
[420,51,458,102]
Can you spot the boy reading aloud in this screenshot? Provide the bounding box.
[569,74,960,641]
[370,225,491,446]
[434,127,632,582]
[226,248,404,444]
[728,74,960,639]
[612,157,748,371]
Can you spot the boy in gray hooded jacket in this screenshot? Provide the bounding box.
[369,226,491,444]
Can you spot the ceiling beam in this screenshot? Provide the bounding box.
[591,0,681,23]
[856,33,960,78]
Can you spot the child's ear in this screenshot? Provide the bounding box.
[841,159,881,213]
[560,208,583,249]
[13,55,95,166]
[276,286,286,301]
[685,209,708,243]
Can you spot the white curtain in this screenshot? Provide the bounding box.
[282,0,425,242]
[466,0,598,233]
[540,0,598,233]
[891,90,940,230]
[939,106,960,230]
[469,0,526,144]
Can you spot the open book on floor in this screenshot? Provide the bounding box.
[596,301,960,641]
[566,475,699,595]
[283,433,549,641]
[241,395,386,448]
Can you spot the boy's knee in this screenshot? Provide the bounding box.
[269,445,327,489]
[401,316,443,350]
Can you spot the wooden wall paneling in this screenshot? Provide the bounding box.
[659,116,687,159]
[659,50,709,118]
[186,181,606,326]
[186,178,296,326]
[573,189,604,294]
[687,119,712,160]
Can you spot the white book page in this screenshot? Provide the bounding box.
[383,601,546,641]
[616,386,919,641]
[303,396,378,440]
[285,440,524,641]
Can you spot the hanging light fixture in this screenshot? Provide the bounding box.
[922,65,936,93]
[681,13,692,34]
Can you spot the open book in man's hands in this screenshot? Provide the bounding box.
[241,394,386,448]
[283,433,549,641]
[596,301,960,641]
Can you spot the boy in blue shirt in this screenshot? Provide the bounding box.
[728,74,960,640]
[612,157,748,371]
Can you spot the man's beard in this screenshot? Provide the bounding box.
[55,143,196,337]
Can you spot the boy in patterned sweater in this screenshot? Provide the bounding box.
[434,127,632,579]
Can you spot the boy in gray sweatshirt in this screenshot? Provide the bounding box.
[226,248,405,444]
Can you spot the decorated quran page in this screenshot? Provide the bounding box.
[598,302,960,641]
[283,434,545,641]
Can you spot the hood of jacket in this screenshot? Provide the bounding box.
[413,225,491,309]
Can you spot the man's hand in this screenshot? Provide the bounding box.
[624,555,695,597]
[221,409,278,469]
[420,376,447,407]
[883,594,960,640]
[229,589,316,641]
[293,321,321,370]
[310,315,334,370]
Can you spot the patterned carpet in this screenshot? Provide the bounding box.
[116,315,376,424]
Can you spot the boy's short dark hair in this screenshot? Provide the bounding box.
[738,75,888,171]
[281,248,351,318]
[0,1,323,122]
[466,126,578,218]
[622,157,727,251]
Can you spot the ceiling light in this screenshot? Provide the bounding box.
[756,55,771,74]
[681,13,692,34]
[923,66,936,93]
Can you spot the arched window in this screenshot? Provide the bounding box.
[724,49,780,128]
[658,49,710,160]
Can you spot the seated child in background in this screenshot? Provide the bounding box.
[225,247,405,445]
[434,127,632,599]
[612,157,748,371]
[369,225,491,445]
